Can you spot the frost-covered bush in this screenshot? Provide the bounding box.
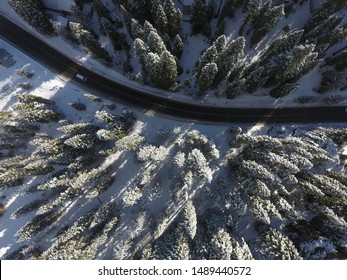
[95,110,117,123]
[58,123,97,136]
[137,145,168,162]
[173,151,186,168]
[123,186,143,206]
[187,149,213,182]
[64,134,96,149]
[186,130,220,160]
[116,133,144,151]
[84,93,102,102]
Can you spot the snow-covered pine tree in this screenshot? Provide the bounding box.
[69,22,111,64]
[58,123,98,137]
[177,200,197,240]
[144,51,160,83]
[208,228,234,259]
[142,21,156,41]
[137,145,168,162]
[214,37,245,86]
[146,30,167,55]
[134,38,148,71]
[246,66,267,93]
[187,148,213,182]
[64,134,97,150]
[196,45,218,80]
[9,0,54,35]
[250,1,285,46]
[130,18,144,39]
[173,34,184,58]
[164,0,182,37]
[260,29,304,62]
[269,82,299,98]
[154,50,178,90]
[198,62,218,92]
[261,228,302,260]
[150,0,169,35]
[213,35,227,54]
[264,43,319,86]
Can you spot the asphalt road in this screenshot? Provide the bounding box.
[0,14,346,124]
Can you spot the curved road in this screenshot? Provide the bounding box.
[0,14,346,123]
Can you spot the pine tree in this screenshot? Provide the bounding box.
[187,148,213,182]
[250,2,285,46]
[125,0,151,22]
[243,0,262,22]
[155,51,178,90]
[316,70,347,93]
[214,37,245,85]
[213,35,227,54]
[130,18,144,39]
[69,22,111,64]
[246,66,267,93]
[191,0,209,34]
[144,51,160,82]
[134,38,148,71]
[93,0,112,23]
[261,29,304,62]
[9,0,54,35]
[261,228,302,260]
[147,30,167,55]
[218,0,244,24]
[173,34,184,58]
[198,62,218,92]
[196,45,218,79]
[164,0,182,37]
[208,229,234,260]
[119,5,132,32]
[178,201,197,240]
[143,21,156,41]
[150,0,169,35]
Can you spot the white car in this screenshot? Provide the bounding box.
[75,73,87,81]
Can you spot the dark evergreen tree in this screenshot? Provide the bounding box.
[173,34,184,59]
[217,0,245,24]
[69,22,112,64]
[250,1,285,46]
[214,37,245,85]
[155,50,178,90]
[269,82,299,98]
[147,30,167,55]
[9,0,54,35]
[198,62,218,92]
[191,0,209,35]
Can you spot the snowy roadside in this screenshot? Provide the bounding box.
[1,1,346,109]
